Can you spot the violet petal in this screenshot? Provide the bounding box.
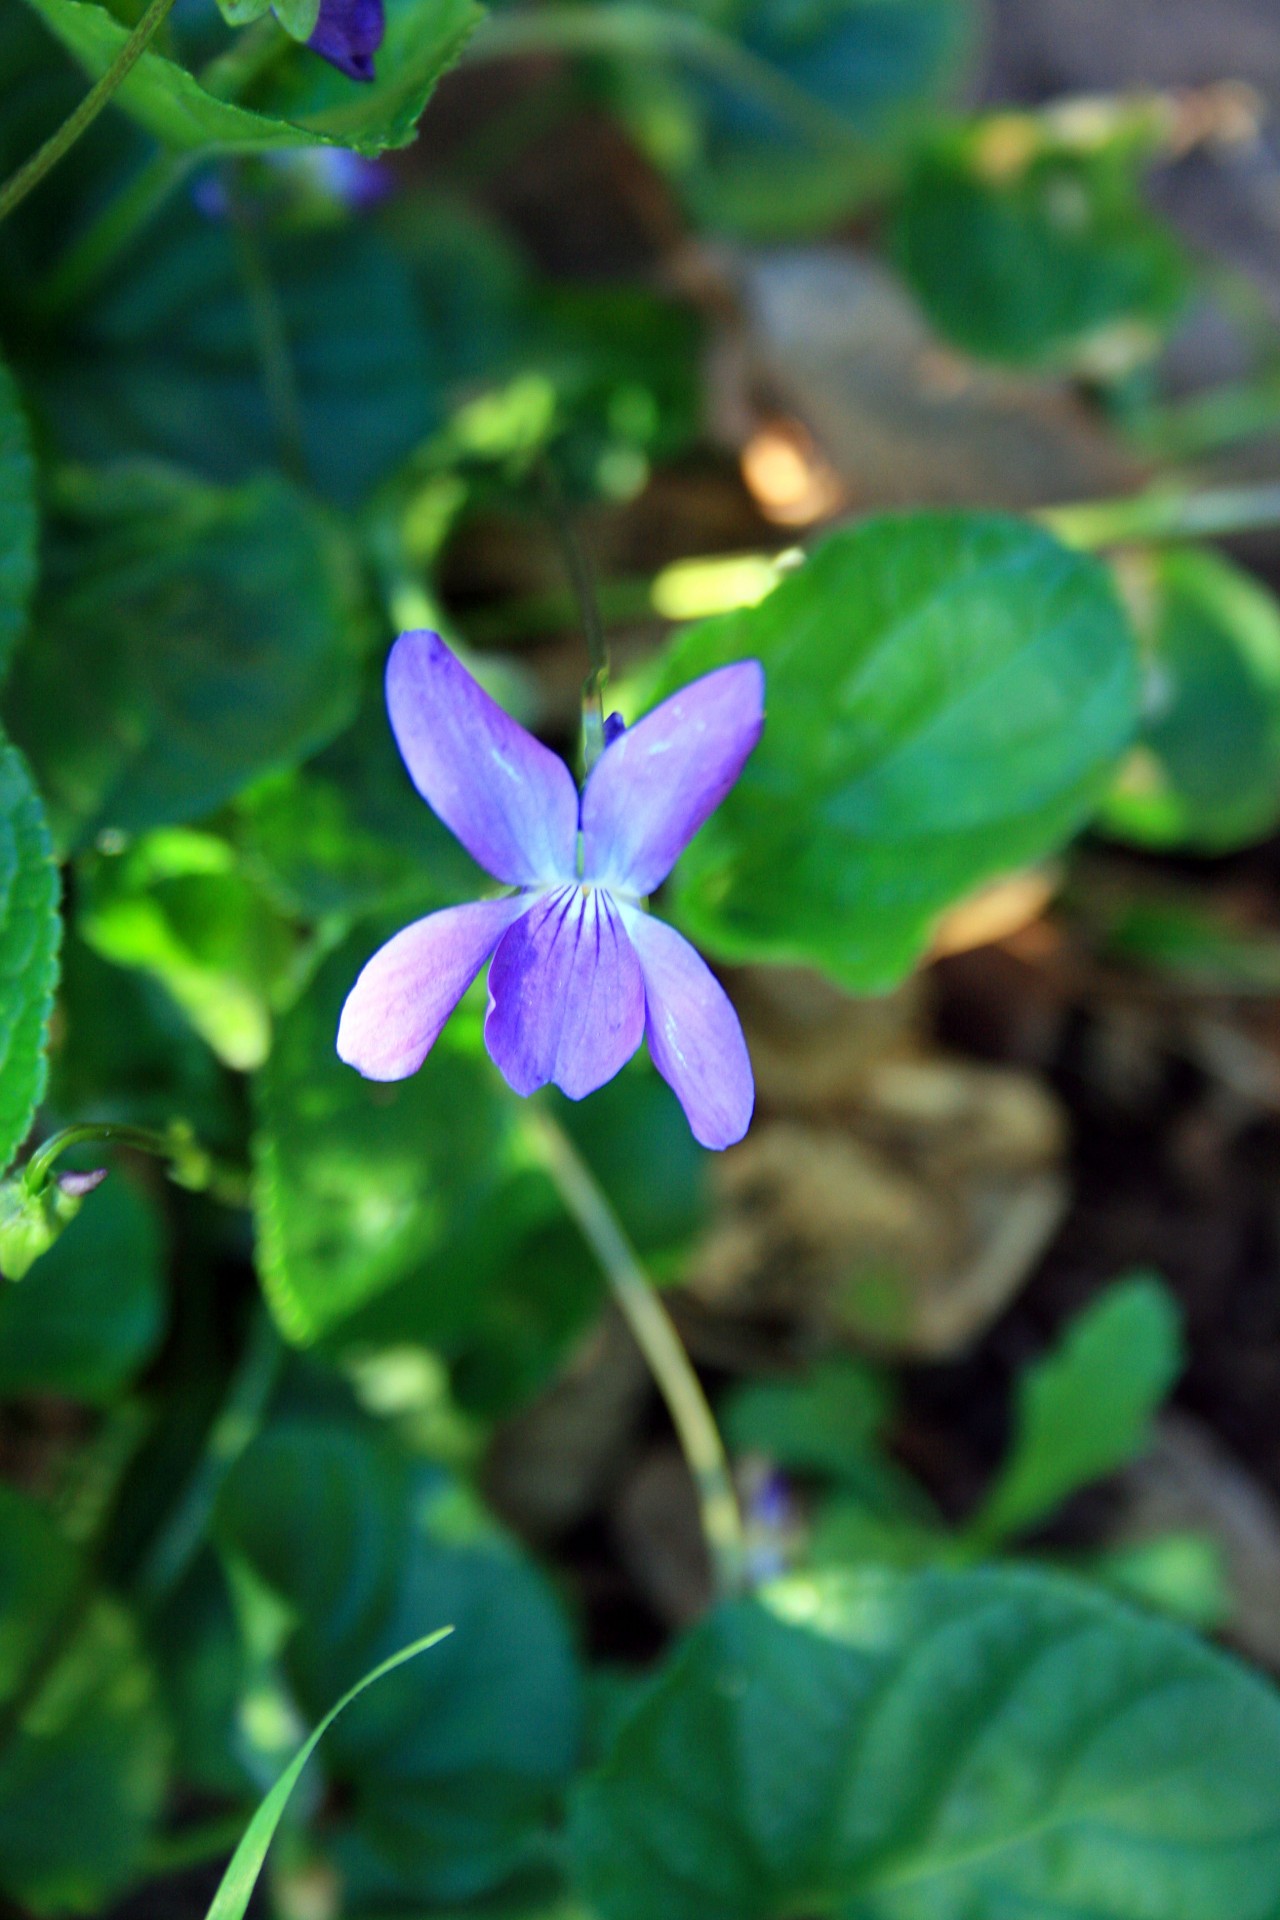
[619,906,753,1150]
[484,886,645,1100]
[306,0,383,80]
[387,632,579,889]
[582,661,765,896]
[337,895,530,1081]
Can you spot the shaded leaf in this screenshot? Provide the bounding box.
[8,466,362,851]
[571,1563,1280,1920]
[0,354,36,682]
[0,744,60,1175]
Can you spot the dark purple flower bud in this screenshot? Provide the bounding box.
[603,711,627,747]
[307,0,384,81]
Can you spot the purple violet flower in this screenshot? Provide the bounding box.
[304,0,383,80]
[337,631,765,1149]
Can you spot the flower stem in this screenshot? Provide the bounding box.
[535,457,609,770]
[528,1108,746,1599]
[22,1121,249,1208]
[0,0,179,225]
[1039,479,1280,550]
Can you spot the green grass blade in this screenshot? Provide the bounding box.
[204,1625,453,1920]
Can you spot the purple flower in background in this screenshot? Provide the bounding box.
[337,632,765,1149]
[305,0,383,80]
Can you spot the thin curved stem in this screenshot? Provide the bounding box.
[528,1107,746,1598]
[536,457,608,771]
[1039,479,1280,550]
[0,0,179,224]
[22,1121,249,1208]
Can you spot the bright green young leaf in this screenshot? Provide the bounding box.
[217,1418,582,1906]
[8,467,362,852]
[269,0,321,44]
[0,1168,164,1399]
[0,356,36,683]
[78,829,302,1071]
[20,0,480,155]
[0,1485,166,1913]
[252,932,538,1345]
[0,744,60,1176]
[571,1563,1280,1920]
[1103,547,1280,851]
[896,107,1188,369]
[654,512,1140,991]
[968,1273,1183,1549]
[42,210,440,509]
[204,1625,453,1920]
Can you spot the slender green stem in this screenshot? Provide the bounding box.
[467,4,866,155]
[0,0,179,224]
[528,1108,746,1598]
[22,1121,249,1208]
[536,457,608,771]
[1039,479,1280,551]
[226,175,308,482]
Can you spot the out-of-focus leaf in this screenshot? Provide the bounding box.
[218,1418,582,1905]
[723,1358,926,1520]
[20,0,480,155]
[8,466,362,851]
[42,210,439,508]
[968,1273,1183,1549]
[0,1485,166,1913]
[571,1563,1280,1920]
[0,1169,164,1398]
[897,107,1188,369]
[252,932,537,1345]
[604,0,977,237]
[1104,547,1280,851]
[0,744,60,1175]
[78,828,302,1071]
[0,355,36,682]
[654,512,1139,991]
[269,0,320,43]
[150,1549,251,1796]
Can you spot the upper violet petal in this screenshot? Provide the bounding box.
[305,0,384,80]
[484,887,645,1100]
[387,632,579,888]
[337,895,530,1081]
[581,661,765,897]
[619,907,754,1150]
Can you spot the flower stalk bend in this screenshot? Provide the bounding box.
[528,1106,746,1599]
[0,0,179,224]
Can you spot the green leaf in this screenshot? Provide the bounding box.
[0,1168,164,1398]
[252,932,536,1345]
[607,0,978,238]
[570,1562,1280,1920]
[205,1625,453,1920]
[0,1485,167,1913]
[217,1418,582,1905]
[77,828,302,1071]
[1103,547,1280,851]
[42,210,441,508]
[7,466,362,852]
[0,744,60,1176]
[969,1273,1183,1549]
[269,0,320,44]
[653,512,1140,991]
[0,355,36,683]
[20,0,481,155]
[896,107,1188,369]
[724,1358,928,1522]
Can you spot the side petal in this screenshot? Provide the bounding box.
[581,661,765,896]
[619,907,753,1150]
[485,887,645,1101]
[337,896,529,1081]
[387,631,579,888]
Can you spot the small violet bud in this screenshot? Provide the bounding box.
[304,0,384,81]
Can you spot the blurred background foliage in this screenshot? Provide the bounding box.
[3,0,1280,1915]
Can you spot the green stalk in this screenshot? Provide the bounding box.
[0,0,179,224]
[1039,480,1280,551]
[528,1108,746,1598]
